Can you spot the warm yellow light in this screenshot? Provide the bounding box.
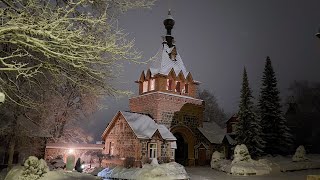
[68,149,74,154]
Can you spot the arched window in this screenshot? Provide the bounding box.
[143,81,148,93]
[184,83,189,93]
[166,79,173,91]
[175,81,181,92]
[150,79,155,91]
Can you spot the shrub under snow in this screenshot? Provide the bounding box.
[231,144,271,175]
[20,156,49,180]
[232,144,252,164]
[47,156,66,170]
[210,151,224,169]
[292,145,308,162]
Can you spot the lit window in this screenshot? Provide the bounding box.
[171,149,175,159]
[166,79,173,91]
[231,123,237,133]
[109,142,114,155]
[175,81,180,92]
[149,143,157,159]
[143,81,148,93]
[150,79,155,91]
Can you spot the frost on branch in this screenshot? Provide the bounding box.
[0,0,154,107]
[292,145,308,162]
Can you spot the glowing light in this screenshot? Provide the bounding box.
[81,164,85,169]
[68,149,74,154]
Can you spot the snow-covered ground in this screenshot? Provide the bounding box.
[186,167,320,180]
[264,154,320,172]
[3,166,100,180]
[97,162,189,180]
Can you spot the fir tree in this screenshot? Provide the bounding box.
[236,67,264,157]
[258,56,293,155]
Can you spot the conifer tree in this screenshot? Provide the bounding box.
[236,67,264,157]
[258,56,293,155]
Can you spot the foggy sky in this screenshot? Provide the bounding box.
[87,0,320,140]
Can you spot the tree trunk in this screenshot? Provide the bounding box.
[7,136,16,169]
[8,114,18,169]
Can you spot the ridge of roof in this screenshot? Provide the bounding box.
[147,44,189,78]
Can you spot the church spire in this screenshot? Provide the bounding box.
[163,10,175,47]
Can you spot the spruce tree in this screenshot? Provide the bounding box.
[236,67,264,157]
[258,56,293,155]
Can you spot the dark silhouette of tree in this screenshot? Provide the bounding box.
[236,67,264,157]
[258,56,293,155]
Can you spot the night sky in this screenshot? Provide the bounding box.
[87,0,320,140]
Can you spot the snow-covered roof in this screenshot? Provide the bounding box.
[120,111,176,141]
[198,122,226,144]
[46,143,104,150]
[158,124,176,141]
[147,44,189,78]
[225,134,237,145]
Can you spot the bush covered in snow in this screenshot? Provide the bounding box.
[210,151,224,169]
[232,144,252,164]
[47,155,66,170]
[292,145,308,162]
[19,156,49,180]
[229,145,271,175]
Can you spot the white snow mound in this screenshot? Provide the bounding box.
[292,145,308,162]
[232,144,252,164]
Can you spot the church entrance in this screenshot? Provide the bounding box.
[174,133,188,165]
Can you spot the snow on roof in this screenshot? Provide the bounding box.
[198,122,226,144]
[157,124,176,141]
[120,111,176,141]
[147,44,189,78]
[225,134,237,145]
[46,143,104,150]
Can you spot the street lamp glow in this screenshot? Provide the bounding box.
[68,149,74,154]
[0,92,5,103]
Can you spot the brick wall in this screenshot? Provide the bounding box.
[104,114,140,159]
[129,92,204,128]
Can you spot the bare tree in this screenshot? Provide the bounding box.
[0,0,155,168]
[198,89,227,128]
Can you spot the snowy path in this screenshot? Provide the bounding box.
[185,166,320,180]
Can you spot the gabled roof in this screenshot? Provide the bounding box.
[102,111,176,141]
[226,114,238,124]
[224,134,236,145]
[147,44,189,78]
[121,111,158,139]
[198,121,226,144]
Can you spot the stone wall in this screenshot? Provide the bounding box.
[104,114,140,159]
[45,148,102,167]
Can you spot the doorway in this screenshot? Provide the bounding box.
[174,133,188,165]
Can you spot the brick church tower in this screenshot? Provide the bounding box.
[129,11,205,166]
